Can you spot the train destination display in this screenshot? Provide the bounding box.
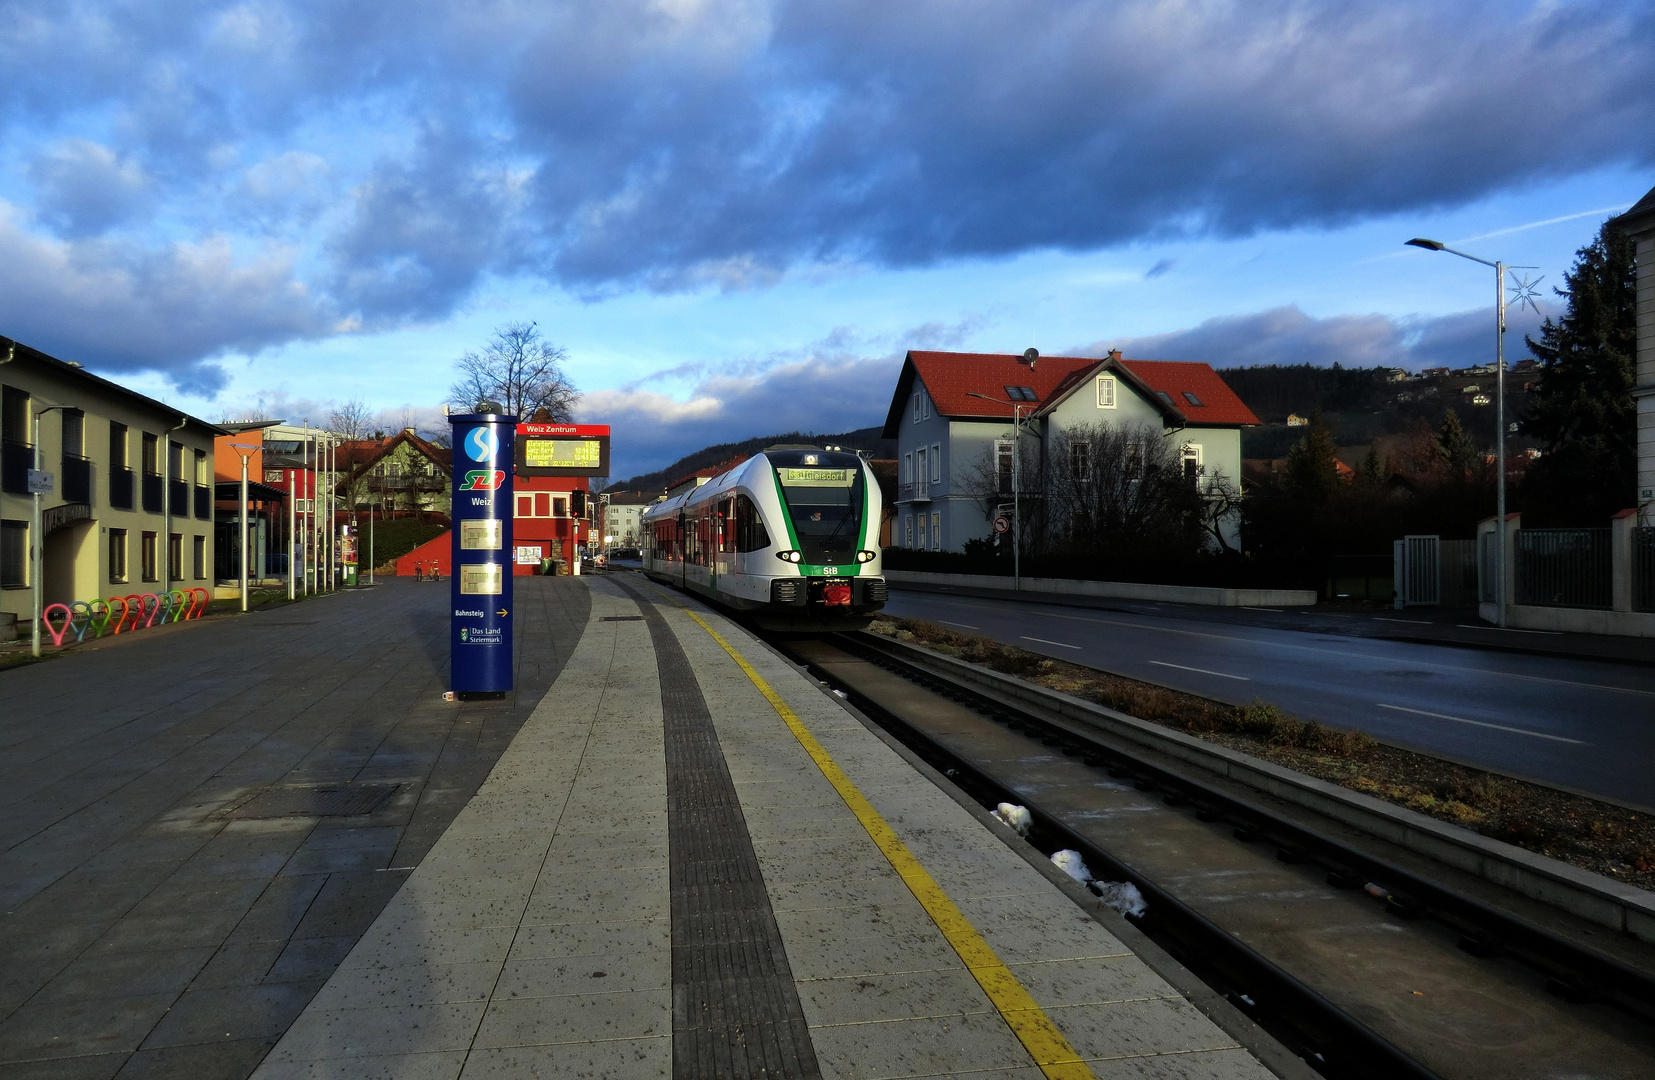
[515,423,610,477]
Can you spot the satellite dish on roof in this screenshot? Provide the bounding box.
[1023,348,1038,369]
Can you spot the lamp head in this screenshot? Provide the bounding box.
[1406,238,1445,251]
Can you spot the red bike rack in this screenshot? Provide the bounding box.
[42,604,73,647]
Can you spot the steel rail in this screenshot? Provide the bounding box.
[773,630,1655,1079]
[836,631,1655,1026]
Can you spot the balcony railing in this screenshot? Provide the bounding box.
[109,466,134,510]
[170,478,189,515]
[194,484,211,520]
[61,455,92,504]
[142,473,163,513]
[1,439,29,495]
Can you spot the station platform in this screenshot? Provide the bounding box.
[251,576,1278,1079]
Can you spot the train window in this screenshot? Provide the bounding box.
[733,495,770,553]
[775,468,865,564]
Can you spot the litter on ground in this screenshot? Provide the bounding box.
[995,803,1032,837]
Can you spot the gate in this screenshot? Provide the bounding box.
[1634,526,1655,613]
[1393,534,1440,607]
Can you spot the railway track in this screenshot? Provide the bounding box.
[769,629,1655,1080]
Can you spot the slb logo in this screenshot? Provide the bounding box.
[460,470,505,491]
[464,427,498,462]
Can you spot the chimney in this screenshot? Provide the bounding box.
[1108,349,1122,362]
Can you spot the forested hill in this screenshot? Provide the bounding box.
[1216,364,1395,422]
[1217,363,1537,460]
[602,426,895,494]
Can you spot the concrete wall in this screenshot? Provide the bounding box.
[885,568,1317,607]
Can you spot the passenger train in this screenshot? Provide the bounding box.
[641,447,888,630]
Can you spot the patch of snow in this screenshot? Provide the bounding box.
[994,803,1032,837]
[1091,880,1147,919]
[1050,849,1092,884]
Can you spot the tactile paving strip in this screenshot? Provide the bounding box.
[620,581,822,1079]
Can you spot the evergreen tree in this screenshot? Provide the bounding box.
[1436,409,1480,478]
[1521,220,1637,523]
[1359,446,1384,485]
[1284,410,1340,502]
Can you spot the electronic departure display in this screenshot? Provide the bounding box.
[515,423,611,477]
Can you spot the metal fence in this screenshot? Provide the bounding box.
[1514,528,1612,609]
[1635,526,1655,613]
[1440,538,1478,607]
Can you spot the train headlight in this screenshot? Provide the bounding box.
[776,550,803,563]
[855,550,876,563]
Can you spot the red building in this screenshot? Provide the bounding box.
[509,473,595,575]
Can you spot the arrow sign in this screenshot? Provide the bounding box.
[496,608,509,617]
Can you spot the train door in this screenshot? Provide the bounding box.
[676,511,687,587]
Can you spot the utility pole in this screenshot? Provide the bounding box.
[288,469,296,601]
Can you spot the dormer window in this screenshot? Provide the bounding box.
[1157,391,1174,406]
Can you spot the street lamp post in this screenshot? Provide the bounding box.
[1405,238,1528,628]
[965,391,1031,592]
[227,443,261,612]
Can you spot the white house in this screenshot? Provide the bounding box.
[881,349,1260,553]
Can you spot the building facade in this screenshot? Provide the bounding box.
[1,337,221,625]
[880,349,1259,553]
[601,491,657,549]
[1616,185,1655,511]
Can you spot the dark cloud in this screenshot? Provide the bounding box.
[0,1,1647,384]
[1085,302,1555,371]
[27,139,153,236]
[1144,259,1175,280]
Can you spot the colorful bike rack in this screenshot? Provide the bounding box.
[40,587,214,648]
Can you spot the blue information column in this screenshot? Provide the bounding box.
[449,412,517,696]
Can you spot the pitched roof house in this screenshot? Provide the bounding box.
[880,349,1259,553]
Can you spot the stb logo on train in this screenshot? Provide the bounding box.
[459,469,506,491]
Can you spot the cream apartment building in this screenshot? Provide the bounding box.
[1,336,222,630]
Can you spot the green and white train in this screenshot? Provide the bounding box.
[641,447,888,630]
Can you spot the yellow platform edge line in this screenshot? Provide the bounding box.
[674,605,1097,1080]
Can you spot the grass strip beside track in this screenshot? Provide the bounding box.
[673,601,1097,1080]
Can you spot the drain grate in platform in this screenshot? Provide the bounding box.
[600,615,644,622]
[222,783,399,819]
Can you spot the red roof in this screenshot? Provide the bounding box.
[883,350,1258,434]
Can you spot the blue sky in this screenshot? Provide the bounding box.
[1,1,1651,481]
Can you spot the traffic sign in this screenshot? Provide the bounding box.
[992,516,1010,534]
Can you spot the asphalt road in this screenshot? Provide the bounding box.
[882,588,1655,810]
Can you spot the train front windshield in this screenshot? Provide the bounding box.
[768,452,866,566]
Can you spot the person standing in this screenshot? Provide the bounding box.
[415,560,424,582]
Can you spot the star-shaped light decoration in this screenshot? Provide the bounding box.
[1508,271,1545,316]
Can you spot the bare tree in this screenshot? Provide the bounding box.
[448,322,577,420]
[328,399,372,440]
[1042,421,1204,559]
[1194,471,1245,554]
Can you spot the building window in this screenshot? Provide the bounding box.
[930,512,941,551]
[1096,376,1117,409]
[913,391,921,422]
[110,421,128,468]
[1125,441,1143,481]
[995,441,1013,494]
[1,520,26,588]
[1181,443,1203,481]
[914,447,927,491]
[902,452,911,485]
[904,515,913,548]
[168,533,183,581]
[1070,440,1090,480]
[1,386,29,496]
[917,513,928,550]
[141,532,158,582]
[193,534,206,579]
[62,409,84,457]
[194,449,208,484]
[929,443,941,483]
[1182,391,1203,407]
[1003,386,1036,402]
[142,432,159,475]
[922,392,931,421]
[109,528,128,583]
